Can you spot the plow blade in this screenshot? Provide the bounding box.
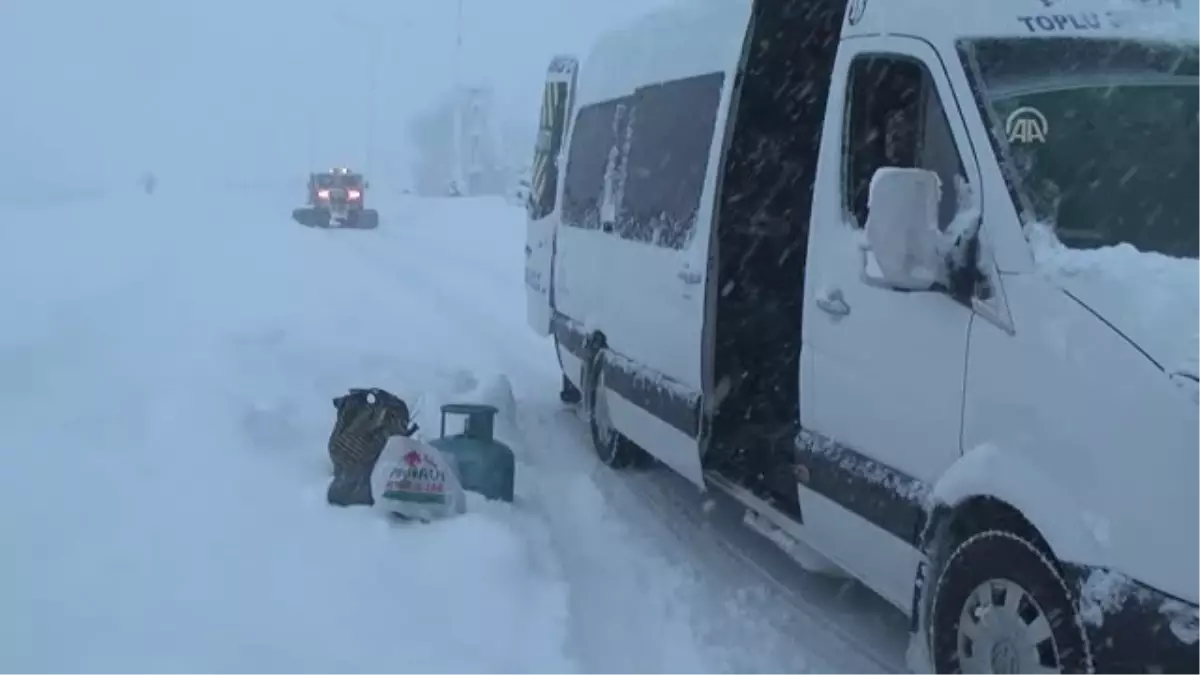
[292,207,378,229]
[292,207,329,228]
[356,209,379,229]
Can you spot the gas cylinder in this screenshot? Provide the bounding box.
[428,403,515,503]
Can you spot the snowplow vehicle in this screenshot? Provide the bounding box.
[293,168,379,229]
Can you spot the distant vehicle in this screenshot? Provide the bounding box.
[293,167,379,229]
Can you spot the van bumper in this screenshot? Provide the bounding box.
[1063,564,1198,674]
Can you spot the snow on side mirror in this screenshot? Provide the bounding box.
[862,167,947,291]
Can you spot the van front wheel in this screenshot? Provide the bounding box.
[585,351,639,468]
[930,530,1094,674]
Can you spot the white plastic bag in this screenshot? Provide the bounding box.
[371,435,467,522]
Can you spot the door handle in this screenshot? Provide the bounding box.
[815,288,850,317]
[677,269,703,285]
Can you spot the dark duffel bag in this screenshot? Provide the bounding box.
[326,388,418,507]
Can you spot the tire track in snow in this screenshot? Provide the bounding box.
[332,203,908,673]
[518,404,907,674]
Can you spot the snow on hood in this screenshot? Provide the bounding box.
[1026,223,1199,380]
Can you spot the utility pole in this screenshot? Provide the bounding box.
[449,0,466,196]
[365,33,379,176]
[307,102,316,169]
[334,11,380,176]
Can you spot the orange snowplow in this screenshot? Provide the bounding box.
[293,167,379,229]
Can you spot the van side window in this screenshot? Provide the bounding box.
[529,81,571,221]
[561,71,725,250]
[622,72,725,249]
[843,55,966,230]
[562,97,632,231]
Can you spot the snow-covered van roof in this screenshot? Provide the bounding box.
[574,0,752,108]
[844,0,1199,43]
[575,0,1195,110]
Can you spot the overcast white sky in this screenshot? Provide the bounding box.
[0,0,669,199]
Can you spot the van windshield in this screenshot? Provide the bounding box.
[959,37,1198,259]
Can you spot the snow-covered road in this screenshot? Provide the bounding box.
[0,190,910,672]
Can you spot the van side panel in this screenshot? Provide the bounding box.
[552,1,752,487]
[552,74,726,485]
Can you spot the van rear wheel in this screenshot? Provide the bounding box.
[585,351,639,468]
[930,530,1093,674]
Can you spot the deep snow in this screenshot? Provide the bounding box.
[0,189,907,672]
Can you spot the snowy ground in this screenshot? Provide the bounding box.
[0,189,910,673]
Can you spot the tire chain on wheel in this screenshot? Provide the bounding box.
[585,347,639,468]
[929,529,1095,674]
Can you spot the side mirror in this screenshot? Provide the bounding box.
[862,167,947,291]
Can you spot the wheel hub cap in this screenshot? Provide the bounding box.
[957,579,1061,674]
[990,639,1020,673]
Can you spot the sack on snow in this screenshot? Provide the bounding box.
[326,387,418,507]
[371,435,467,522]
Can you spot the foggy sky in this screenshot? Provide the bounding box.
[0,0,669,201]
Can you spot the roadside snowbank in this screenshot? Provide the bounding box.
[0,196,577,673]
